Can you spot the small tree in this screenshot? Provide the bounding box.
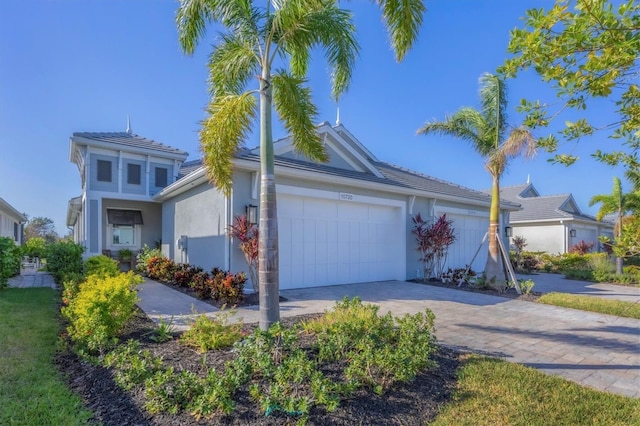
[511,235,527,271]
[411,213,456,280]
[431,214,456,279]
[411,213,435,280]
[227,215,259,294]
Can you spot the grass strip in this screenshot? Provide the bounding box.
[537,292,640,319]
[432,354,640,426]
[0,288,93,425]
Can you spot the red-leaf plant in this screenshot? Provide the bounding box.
[227,215,259,294]
[411,213,457,280]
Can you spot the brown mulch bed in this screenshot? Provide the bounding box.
[56,309,463,425]
[410,278,542,302]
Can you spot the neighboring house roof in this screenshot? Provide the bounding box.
[0,197,26,222]
[164,123,520,210]
[499,183,606,224]
[71,132,188,156]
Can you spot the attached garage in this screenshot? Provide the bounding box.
[435,209,489,273]
[277,186,405,289]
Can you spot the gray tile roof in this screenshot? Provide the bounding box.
[178,159,204,178]
[174,151,516,207]
[73,132,188,156]
[500,183,600,223]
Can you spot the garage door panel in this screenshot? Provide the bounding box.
[279,193,403,289]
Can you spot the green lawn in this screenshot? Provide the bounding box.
[537,292,640,319]
[432,354,640,426]
[0,288,93,425]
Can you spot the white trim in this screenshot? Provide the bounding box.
[408,195,416,215]
[251,172,258,200]
[71,135,188,161]
[277,185,405,209]
[434,205,490,218]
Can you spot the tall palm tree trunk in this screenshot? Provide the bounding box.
[258,69,280,330]
[616,208,624,275]
[484,175,504,288]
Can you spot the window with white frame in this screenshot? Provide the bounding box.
[106,209,143,249]
[112,224,135,245]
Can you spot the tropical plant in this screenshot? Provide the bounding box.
[176,0,426,330]
[418,73,536,289]
[136,244,163,274]
[227,215,259,294]
[411,213,456,280]
[589,177,640,273]
[569,240,594,255]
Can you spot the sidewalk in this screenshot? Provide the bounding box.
[517,272,640,302]
[137,278,640,398]
[7,270,56,289]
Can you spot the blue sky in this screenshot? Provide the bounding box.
[0,0,626,235]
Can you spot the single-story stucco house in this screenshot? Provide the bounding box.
[499,182,614,254]
[67,122,520,289]
[0,197,26,246]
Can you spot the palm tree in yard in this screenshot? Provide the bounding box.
[589,177,640,274]
[177,0,426,329]
[417,73,536,289]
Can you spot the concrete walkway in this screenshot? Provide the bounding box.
[137,277,640,399]
[7,269,56,289]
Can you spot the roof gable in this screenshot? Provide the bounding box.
[267,122,383,178]
[70,132,188,159]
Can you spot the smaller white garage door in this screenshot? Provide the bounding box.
[278,190,405,289]
[436,212,489,273]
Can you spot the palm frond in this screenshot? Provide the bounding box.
[200,93,258,195]
[273,1,359,99]
[177,0,218,55]
[272,70,328,163]
[418,108,492,156]
[479,73,508,146]
[501,126,537,159]
[376,0,426,62]
[177,0,261,55]
[208,32,260,96]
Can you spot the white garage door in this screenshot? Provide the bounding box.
[436,212,489,273]
[278,192,404,289]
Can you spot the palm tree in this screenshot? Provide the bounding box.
[589,177,640,274]
[417,73,536,289]
[177,0,425,330]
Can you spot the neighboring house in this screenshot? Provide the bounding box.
[68,122,520,289]
[67,127,188,258]
[499,182,614,254]
[0,197,26,245]
[152,122,520,289]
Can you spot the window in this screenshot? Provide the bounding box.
[155,167,168,188]
[112,225,134,245]
[97,159,112,182]
[13,222,18,242]
[127,163,141,185]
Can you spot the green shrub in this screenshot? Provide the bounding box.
[46,241,84,284]
[103,340,164,390]
[22,237,47,259]
[62,272,143,354]
[303,297,437,395]
[84,254,119,278]
[145,368,205,415]
[61,272,85,306]
[180,312,244,353]
[235,323,342,418]
[136,244,163,274]
[518,279,535,294]
[0,237,21,288]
